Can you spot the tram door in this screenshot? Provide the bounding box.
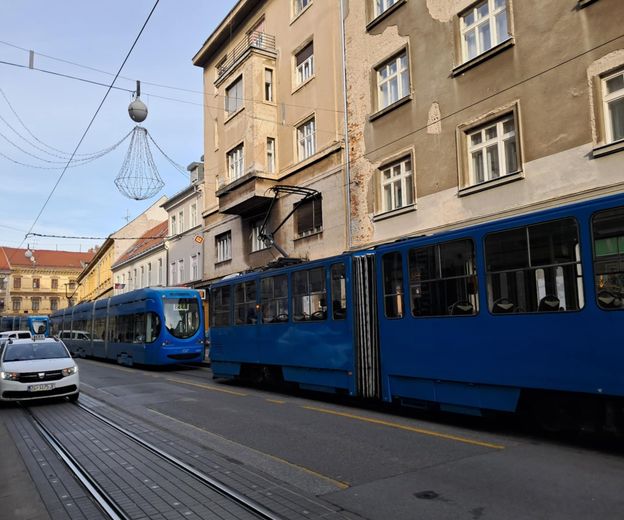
[353,254,381,399]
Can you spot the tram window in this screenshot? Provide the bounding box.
[94,317,106,341]
[382,252,404,318]
[234,281,258,325]
[292,267,327,321]
[485,218,583,314]
[145,312,160,343]
[592,206,624,310]
[409,239,478,317]
[261,275,289,323]
[211,286,232,327]
[331,263,347,320]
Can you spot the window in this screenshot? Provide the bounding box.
[292,267,326,321]
[191,255,199,280]
[251,221,269,252]
[227,144,245,181]
[148,262,152,286]
[32,278,40,289]
[603,69,624,143]
[382,252,404,318]
[140,266,145,288]
[51,278,58,289]
[50,298,59,312]
[12,298,21,311]
[216,232,232,263]
[31,298,40,311]
[261,275,289,323]
[234,281,257,325]
[295,42,314,85]
[331,263,347,320]
[409,240,478,317]
[466,114,518,186]
[225,76,243,115]
[294,0,311,16]
[190,203,197,228]
[68,280,76,290]
[460,0,510,63]
[13,277,21,289]
[178,211,184,233]
[170,263,176,285]
[264,68,273,102]
[379,157,414,212]
[374,0,399,18]
[296,196,323,237]
[158,259,163,285]
[178,260,184,284]
[297,118,316,161]
[211,286,231,327]
[171,215,177,235]
[593,207,624,310]
[376,51,409,110]
[485,218,583,314]
[267,137,276,173]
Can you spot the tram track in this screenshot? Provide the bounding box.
[24,402,286,520]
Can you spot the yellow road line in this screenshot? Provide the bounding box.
[266,399,286,404]
[303,406,505,450]
[167,377,248,396]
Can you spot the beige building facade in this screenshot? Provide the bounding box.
[193,0,348,281]
[344,0,624,247]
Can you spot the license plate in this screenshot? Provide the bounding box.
[28,383,55,392]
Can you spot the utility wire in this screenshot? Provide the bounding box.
[14,0,160,262]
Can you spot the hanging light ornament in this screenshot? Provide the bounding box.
[114,81,164,200]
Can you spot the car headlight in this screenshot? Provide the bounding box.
[62,366,78,377]
[1,371,19,381]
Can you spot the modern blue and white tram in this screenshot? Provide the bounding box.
[50,287,205,366]
[0,315,50,336]
[209,192,624,432]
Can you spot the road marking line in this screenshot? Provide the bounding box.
[302,406,505,450]
[266,399,286,404]
[167,378,248,396]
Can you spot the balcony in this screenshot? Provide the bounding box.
[216,170,275,216]
[215,32,276,84]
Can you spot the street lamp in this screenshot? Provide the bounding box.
[65,282,81,306]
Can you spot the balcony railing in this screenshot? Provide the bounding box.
[216,31,276,81]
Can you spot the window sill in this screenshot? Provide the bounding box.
[373,203,416,222]
[290,2,312,25]
[366,0,407,32]
[577,0,599,8]
[592,139,624,158]
[224,107,244,125]
[294,229,323,241]
[369,94,412,122]
[214,259,232,267]
[452,38,514,77]
[458,170,523,197]
[292,75,315,95]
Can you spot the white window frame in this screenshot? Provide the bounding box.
[251,221,269,253]
[178,210,184,233]
[170,263,176,285]
[295,43,314,85]
[297,118,316,161]
[158,259,163,285]
[225,76,243,116]
[216,232,232,263]
[603,69,624,144]
[264,68,273,102]
[267,137,276,173]
[294,0,311,16]
[191,255,199,280]
[178,260,184,284]
[170,215,177,235]
[140,266,145,288]
[374,0,399,18]
[380,157,414,213]
[466,114,518,186]
[377,51,410,110]
[460,0,510,63]
[190,203,197,228]
[227,144,245,182]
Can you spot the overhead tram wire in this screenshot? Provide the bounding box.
[12,0,161,262]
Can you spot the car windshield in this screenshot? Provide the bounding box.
[3,342,70,362]
[163,297,200,339]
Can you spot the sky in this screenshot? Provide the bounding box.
[0,0,235,253]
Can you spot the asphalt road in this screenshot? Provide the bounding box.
[75,359,624,520]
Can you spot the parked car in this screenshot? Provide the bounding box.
[0,337,79,402]
[0,330,33,341]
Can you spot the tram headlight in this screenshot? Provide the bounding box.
[1,371,18,381]
[62,366,78,377]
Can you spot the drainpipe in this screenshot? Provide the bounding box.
[340,0,352,250]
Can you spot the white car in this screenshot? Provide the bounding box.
[0,337,79,402]
[0,330,33,341]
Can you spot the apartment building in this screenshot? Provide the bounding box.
[344,0,624,246]
[193,0,347,281]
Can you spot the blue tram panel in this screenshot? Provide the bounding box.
[50,287,205,366]
[209,193,624,431]
[0,315,49,336]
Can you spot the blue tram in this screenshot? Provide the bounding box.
[209,192,624,431]
[49,287,205,366]
[0,315,50,336]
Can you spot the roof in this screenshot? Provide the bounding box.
[112,220,168,269]
[0,247,94,269]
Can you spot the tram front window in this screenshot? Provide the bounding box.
[32,319,47,335]
[163,298,200,339]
